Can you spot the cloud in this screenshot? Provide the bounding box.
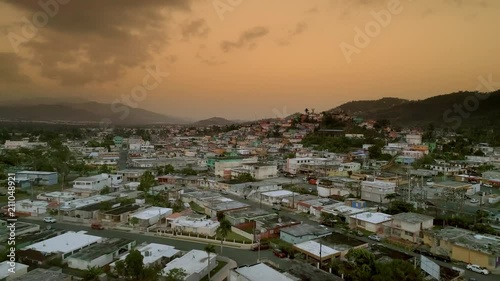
[277,22,308,46]
[181,18,210,40]
[305,6,319,13]
[196,52,226,66]
[220,26,269,53]
[0,52,31,84]
[3,0,191,86]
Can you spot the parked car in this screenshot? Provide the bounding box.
[273,249,287,258]
[482,183,492,187]
[466,264,489,275]
[91,223,104,230]
[368,235,381,242]
[470,198,479,204]
[414,247,432,256]
[43,217,56,223]
[251,242,270,251]
[433,254,451,263]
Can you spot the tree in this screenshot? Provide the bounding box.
[83,266,103,281]
[216,219,232,254]
[130,217,139,227]
[125,249,144,280]
[368,145,383,160]
[98,165,112,174]
[385,200,415,215]
[384,193,397,203]
[204,244,216,281]
[139,170,156,193]
[345,248,377,281]
[373,259,423,281]
[100,186,111,195]
[164,268,187,281]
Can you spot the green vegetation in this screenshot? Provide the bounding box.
[200,261,228,281]
[113,249,163,281]
[138,170,156,193]
[227,173,256,184]
[331,248,423,281]
[204,244,216,281]
[164,268,187,281]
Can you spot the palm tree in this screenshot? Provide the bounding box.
[204,244,216,281]
[385,193,397,203]
[216,219,232,254]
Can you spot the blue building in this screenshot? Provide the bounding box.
[15,171,58,186]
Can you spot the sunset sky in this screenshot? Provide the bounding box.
[1,0,499,120]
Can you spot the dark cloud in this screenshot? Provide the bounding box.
[220,26,269,53]
[277,22,308,46]
[3,0,191,86]
[0,52,31,84]
[181,18,210,41]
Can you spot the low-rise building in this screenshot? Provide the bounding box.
[349,212,392,234]
[7,268,72,281]
[130,207,173,227]
[170,215,220,236]
[0,261,29,281]
[66,238,135,270]
[15,171,58,186]
[230,263,295,281]
[280,224,333,244]
[23,231,104,260]
[293,240,340,268]
[110,243,180,270]
[423,227,500,272]
[383,212,434,244]
[72,174,112,191]
[360,181,396,204]
[162,250,217,281]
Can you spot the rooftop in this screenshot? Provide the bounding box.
[391,212,434,224]
[131,207,172,220]
[350,212,392,224]
[294,240,340,258]
[234,263,294,281]
[225,208,273,219]
[429,227,500,255]
[16,171,56,175]
[24,231,103,255]
[8,268,71,281]
[0,262,28,279]
[281,223,332,238]
[261,190,298,197]
[68,238,134,261]
[112,243,179,267]
[162,249,216,277]
[59,195,115,211]
[172,216,220,228]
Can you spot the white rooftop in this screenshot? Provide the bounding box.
[24,231,103,255]
[131,207,172,220]
[235,263,294,281]
[262,190,297,197]
[60,195,115,210]
[163,249,215,277]
[294,240,339,257]
[16,171,56,175]
[0,261,29,279]
[112,243,179,267]
[350,212,392,224]
[172,216,220,228]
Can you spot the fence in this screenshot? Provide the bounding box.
[231,226,254,241]
[155,229,257,249]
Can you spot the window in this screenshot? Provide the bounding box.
[404,231,413,236]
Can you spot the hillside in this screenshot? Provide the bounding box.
[336,97,409,115]
[192,117,236,127]
[334,91,500,128]
[0,102,187,125]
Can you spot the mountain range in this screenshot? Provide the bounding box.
[1,90,499,128]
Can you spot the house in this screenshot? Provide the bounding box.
[340,162,361,172]
[116,169,149,182]
[317,177,361,198]
[427,164,461,176]
[0,261,29,281]
[296,198,338,217]
[293,240,340,268]
[14,200,50,216]
[405,134,422,145]
[230,263,295,281]
[15,171,58,186]
[23,231,104,260]
[100,204,141,223]
[6,268,72,281]
[349,212,392,234]
[170,215,220,236]
[130,207,173,227]
[423,227,500,272]
[383,212,434,244]
[259,190,299,208]
[360,181,396,204]
[280,224,333,244]
[110,243,180,270]
[225,208,277,227]
[72,174,112,191]
[66,238,135,270]
[162,250,217,281]
[231,163,278,180]
[254,216,300,240]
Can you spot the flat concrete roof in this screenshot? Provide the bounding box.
[350,212,392,224]
[234,263,294,281]
[25,231,103,255]
[294,241,339,258]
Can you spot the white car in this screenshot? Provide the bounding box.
[466,264,489,275]
[368,235,381,242]
[470,198,479,204]
[43,216,56,223]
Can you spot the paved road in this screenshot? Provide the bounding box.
[21,218,290,269]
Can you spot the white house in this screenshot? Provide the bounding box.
[130,207,173,226]
[170,216,220,236]
[340,162,361,172]
[66,238,135,270]
[0,261,29,281]
[23,231,104,260]
[230,263,294,281]
[349,212,392,234]
[162,250,216,281]
[383,212,434,243]
[361,181,396,204]
[405,134,422,145]
[73,174,112,191]
[110,243,180,269]
[15,199,49,216]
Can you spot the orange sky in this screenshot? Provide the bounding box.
[1,0,499,120]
